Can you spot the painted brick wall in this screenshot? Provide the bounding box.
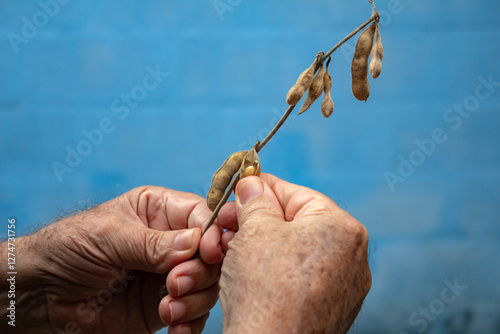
[1,1,499,333]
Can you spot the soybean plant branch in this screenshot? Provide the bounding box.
[256,105,296,152]
[202,9,379,235]
[323,11,380,61]
[256,11,380,154]
[202,171,240,234]
[203,140,262,234]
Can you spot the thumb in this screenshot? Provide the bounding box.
[117,227,201,274]
[235,176,284,227]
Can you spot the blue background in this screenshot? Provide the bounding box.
[1,0,500,333]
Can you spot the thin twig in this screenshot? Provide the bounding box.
[323,11,379,61]
[369,0,376,15]
[202,6,379,236]
[202,141,261,234]
[258,11,380,154]
[256,105,295,152]
[202,171,239,234]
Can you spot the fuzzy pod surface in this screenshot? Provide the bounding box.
[207,150,247,211]
[369,22,384,79]
[351,22,376,101]
[299,62,324,115]
[321,58,334,118]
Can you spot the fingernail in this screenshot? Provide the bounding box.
[168,301,186,323]
[174,229,194,251]
[177,276,195,296]
[237,177,264,205]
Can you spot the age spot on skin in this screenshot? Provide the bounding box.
[356,233,362,246]
[297,252,307,263]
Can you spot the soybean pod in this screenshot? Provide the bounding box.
[239,148,261,179]
[286,52,324,106]
[351,22,376,101]
[206,150,247,211]
[369,21,384,79]
[320,56,334,118]
[298,61,324,115]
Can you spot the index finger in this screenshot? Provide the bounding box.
[124,186,222,263]
[125,186,209,230]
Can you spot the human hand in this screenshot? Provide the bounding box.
[218,174,372,333]
[0,186,224,334]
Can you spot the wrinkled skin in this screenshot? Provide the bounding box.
[0,186,227,334]
[0,174,371,334]
[218,174,372,333]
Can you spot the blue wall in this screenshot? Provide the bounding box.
[1,1,500,333]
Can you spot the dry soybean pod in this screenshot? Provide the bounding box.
[286,52,324,106]
[351,21,376,101]
[164,149,250,298]
[369,21,384,79]
[239,148,261,179]
[298,61,324,115]
[206,150,247,211]
[320,56,334,118]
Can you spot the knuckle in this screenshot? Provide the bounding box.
[146,232,168,271]
[364,269,373,295]
[240,205,281,228]
[355,223,370,252]
[129,185,156,202]
[338,213,369,254]
[137,184,159,194]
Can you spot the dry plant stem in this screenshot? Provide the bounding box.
[256,105,296,152]
[202,172,239,234]
[202,9,379,236]
[322,11,379,61]
[257,12,380,154]
[202,141,262,235]
[202,105,295,234]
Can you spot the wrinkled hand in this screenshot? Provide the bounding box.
[218,174,372,333]
[13,186,224,334]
